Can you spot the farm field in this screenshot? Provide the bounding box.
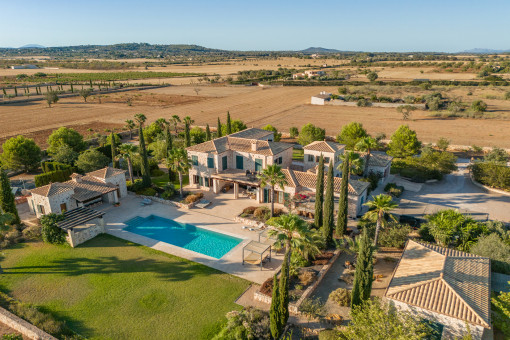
[0,235,249,339]
[2,84,510,148]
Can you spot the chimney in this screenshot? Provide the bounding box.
[71,173,83,183]
[251,140,258,151]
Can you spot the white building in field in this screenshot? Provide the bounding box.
[311,91,331,105]
[385,240,492,340]
[27,167,127,218]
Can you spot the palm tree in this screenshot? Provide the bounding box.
[257,164,286,218]
[268,214,312,257]
[340,151,364,179]
[355,137,378,176]
[170,115,181,134]
[117,143,139,183]
[125,119,135,140]
[166,148,191,198]
[363,194,398,246]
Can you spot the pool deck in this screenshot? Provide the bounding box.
[99,194,282,284]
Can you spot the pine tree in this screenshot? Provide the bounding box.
[205,124,211,141]
[270,273,282,340]
[0,170,20,225]
[217,117,222,137]
[323,161,334,245]
[336,158,349,237]
[279,250,290,330]
[226,111,232,135]
[351,230,374,308]
[110,132,117,168]
[314,155,325,228]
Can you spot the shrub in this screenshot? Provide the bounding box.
[2,334,23,340]
[505,91,510,100]
[471,100,487,113]
[150,168,165,177]
[319,329,342,340]
[329,288,350,306]
[298,270,317,286]
[127,179,144,192]
[40,214,66,245]
[273,208,283,216]
[357,98,371,107]
[184,192,204,204]
[470,233,510,274]
[484,147,508,164]
[253,207,269,219]
[298,123,325,146]
[265,217,281,227]
[471,162,510,190]
[136,187,157,196]
[22,225,42,240]
[242,206,257,214]
[378,224,411,249]
[418,225,435,242]
[214,307,270,340]
[289,127,299,138]
[34,168,75,187]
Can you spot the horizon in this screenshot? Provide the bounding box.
[2,0,510,53]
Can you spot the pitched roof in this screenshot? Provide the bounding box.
[282,168,369,195]
[187,136,293,156]
[87,167,126,180]
[303,140,345,153]
[30,182,74,197]
[229,128,273,140]
[385,240,491,328]
[365,151,393,167]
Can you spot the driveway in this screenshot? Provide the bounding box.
[401,158,510,222]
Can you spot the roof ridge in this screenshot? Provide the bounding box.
[286,168,298,188]
[386,277,443,297]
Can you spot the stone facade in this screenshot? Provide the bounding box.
[66,218,105,248]
[387,299,488,340]
[27,189,77,218]
[303,149,343,177]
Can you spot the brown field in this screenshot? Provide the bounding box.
[2,84,510,148]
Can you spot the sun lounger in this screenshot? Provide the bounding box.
[195,199,211,209]
[140,198,152,206]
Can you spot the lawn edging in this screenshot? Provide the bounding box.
[254,249,342,314]
[469,170,510,197]
[0,306,56,340]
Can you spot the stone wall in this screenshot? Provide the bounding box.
[104,173,128,198]
[303,149,343,176]
[0,307,56,340]
[27,190,77,218]
[136,194,196,209]
[67,218,105,247]
[326,100,427,109]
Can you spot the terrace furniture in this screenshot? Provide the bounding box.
[195,199,211,209]
[140,198,152,206]
[242,240,271,270]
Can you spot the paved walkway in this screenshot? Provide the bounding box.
[100,194,283,284]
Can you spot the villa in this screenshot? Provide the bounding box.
[303,140,345,176]
[186,128,371,216]
[385,240,491,340]
[27,167,127,218]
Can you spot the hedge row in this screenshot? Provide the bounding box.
[471,162,510,191]
[41,161,72,173]
[34,168,76,187]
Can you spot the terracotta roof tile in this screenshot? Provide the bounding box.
[303,141,345,153]
[229,128,273,139]
[87,167,126,180]
[186,136,293,156]
[30,183,74,197]
[287,169,368,195]
[385,240,490,328]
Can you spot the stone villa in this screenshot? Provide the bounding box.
[28,167,127,218]
[186,128,390,217]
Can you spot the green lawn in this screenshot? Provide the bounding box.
[292,148,304,161]
[152,174,189,189]
[0,235,248,339]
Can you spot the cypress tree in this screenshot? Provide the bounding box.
[279,250,290,330]
[323,161,334,246]
[270,273,282,340]
[205,124,211,141]
[137,118,151,187]
[184,122,191,147]
[314,154,324,229]
[0,170,20,225]
[70,83,74,93]
[226,111,232,135]
[110,132,117,168]
[217,117,222,137]
[336,158,349,237]
[14,86,17,97]
[351,230,374,308]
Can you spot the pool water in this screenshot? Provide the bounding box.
[124,215,242,259]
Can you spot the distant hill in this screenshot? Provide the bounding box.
[461,48,510,54]
[19,44,45,49]
[300,47,341,53]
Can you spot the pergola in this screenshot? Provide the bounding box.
[242,240,271,270]
[57,206,105,231]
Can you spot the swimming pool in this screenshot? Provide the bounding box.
[124,215,242,259]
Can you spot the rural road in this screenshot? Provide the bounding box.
[401,158,510,222]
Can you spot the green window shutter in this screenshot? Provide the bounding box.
[192,155,198,166]
[236,155,243,170]
[207,157,214,169]
[222,156,228,170]
[199,176,203,186]
[255,159,263,172]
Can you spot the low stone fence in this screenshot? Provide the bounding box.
[0,306,56,340]
[136,194,196,209]
[326,99,426,109]
[67,221,105,248]
[234,215,264,227]
[254,249,342,314]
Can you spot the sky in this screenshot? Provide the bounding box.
[1,0,509,52]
